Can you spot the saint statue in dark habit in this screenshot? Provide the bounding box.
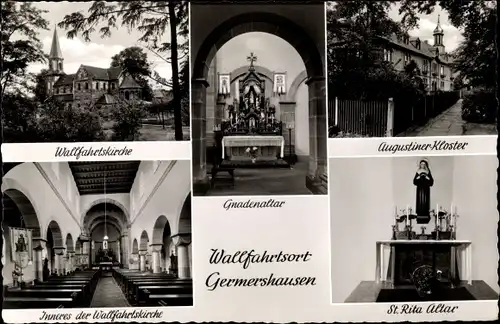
[413,159,434,220]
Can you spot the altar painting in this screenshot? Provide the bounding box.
[273,73,286,94]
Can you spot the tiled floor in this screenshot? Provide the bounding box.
[90,277,130,308]
[206,160,312,196]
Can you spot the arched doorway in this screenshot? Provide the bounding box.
[191,5,327,195]
[151,216,172,274]
[139,230,150,272]
[83,202,128,268]
[2,189,42,283]
[46,220,64,275]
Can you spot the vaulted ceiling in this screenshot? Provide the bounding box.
[68,161,140,195]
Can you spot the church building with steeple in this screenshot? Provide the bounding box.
[380,14,455,92]
[45,27,143,110]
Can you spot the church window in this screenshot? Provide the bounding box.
[103,83,107,90]
[96,82,99,90]
[111,83,115,90]
[58,62,63,71]
[125,91,130,100]
[78,83,81,90]
[85,82,89,90]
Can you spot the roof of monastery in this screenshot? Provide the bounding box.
[53,66,142,89]
[119,74,142,89]
[383,34,453,64]
[53,73,76,86]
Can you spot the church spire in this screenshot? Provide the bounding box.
[433,14,445,51]
[49,26,63,59]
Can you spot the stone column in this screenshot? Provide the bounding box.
[68,251,75,273]
[215,96,226,128]
[172,234,191,279]
[139,250,147,272]
[32,238,46,282]
[305,76,327,194]
[192,78,210,194]
[279,101,296,157]
[117,241,121,264]
[150,244,163,274]
[122,228,130,268]
[54,247,65,276]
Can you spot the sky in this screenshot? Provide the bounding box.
[25,2,175,89]
[389,3,462,52]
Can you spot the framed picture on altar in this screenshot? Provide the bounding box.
[218,73,230,95]
[273,72,286,94]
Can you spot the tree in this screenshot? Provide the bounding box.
[33,69,50,103]
[59,1,189,141]
[110,101,147,141]
[111,46,154,101]
[36,99,105,142]
[1,1,49,100]
[1,92,39,142]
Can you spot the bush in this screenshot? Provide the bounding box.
[111,101,147,140]
[462,89,497,124]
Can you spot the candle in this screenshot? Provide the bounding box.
[451,203,453,216]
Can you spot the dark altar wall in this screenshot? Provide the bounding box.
[329,156,499,303]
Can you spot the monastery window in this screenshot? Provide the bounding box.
[96,82,99,90]
[404,53,410,64]
[58,62,63,70]
[432,62,438,74]
[383,48,392,62]
[85,82,89,90]
[78,83,81,91]
[125,91,130,100]
[111,83,115,90]
[103,83,107,90]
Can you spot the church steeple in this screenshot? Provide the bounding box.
[50,27,63,59]
[433,14,445,53]
[47,26,65,95]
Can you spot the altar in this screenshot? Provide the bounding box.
[375,240,472,287]
[222,135,285,161]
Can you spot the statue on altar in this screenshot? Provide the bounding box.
[413,159,434,223]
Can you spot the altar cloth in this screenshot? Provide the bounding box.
[222,135,285,158]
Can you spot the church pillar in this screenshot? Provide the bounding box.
[33,238,46,282]
[117,241,121,264]
[215,95,225,128]
[279,101,296,157]
[81,240,90,269]
[305,76,328,194]
[139,250,147,272]
[172,234,191,279]
[54,247,65,276]
[68,251,75,273]
[192,79,210,194]
[150,244,163,274]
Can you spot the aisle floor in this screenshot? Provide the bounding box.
[90,277,130,308]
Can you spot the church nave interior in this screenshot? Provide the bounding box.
[2,160,192,309]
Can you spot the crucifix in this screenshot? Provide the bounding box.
[247,52,257,68]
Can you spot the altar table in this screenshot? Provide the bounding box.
[375,240,472,286]
[222,135,285,160]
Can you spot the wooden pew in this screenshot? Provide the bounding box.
[3,296,76,309]
[133,281,192,302]
[138,285,193,306]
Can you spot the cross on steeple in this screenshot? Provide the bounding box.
[247,52,257,68]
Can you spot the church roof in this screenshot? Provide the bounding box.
[53,74,76,86]
[383,34,453,64]
[80,65,122,80]
[50,28,63,59]
[119,74,142,89]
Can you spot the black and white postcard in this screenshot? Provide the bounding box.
[2,1,189,143]
[190,1,328,197]
[329,155,498,320]
[326,1,497,138]
[2,160,192,314]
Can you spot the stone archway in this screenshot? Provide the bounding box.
[47,220,64,275]
[151,216,172,273]
[138,230,150,272]
[65,233,75,274]
[172,195,192,279]
[132,238,139,254]
[191,5,327,194]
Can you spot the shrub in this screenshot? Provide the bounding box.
[111,101,147,140]
[462,89,497,124]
